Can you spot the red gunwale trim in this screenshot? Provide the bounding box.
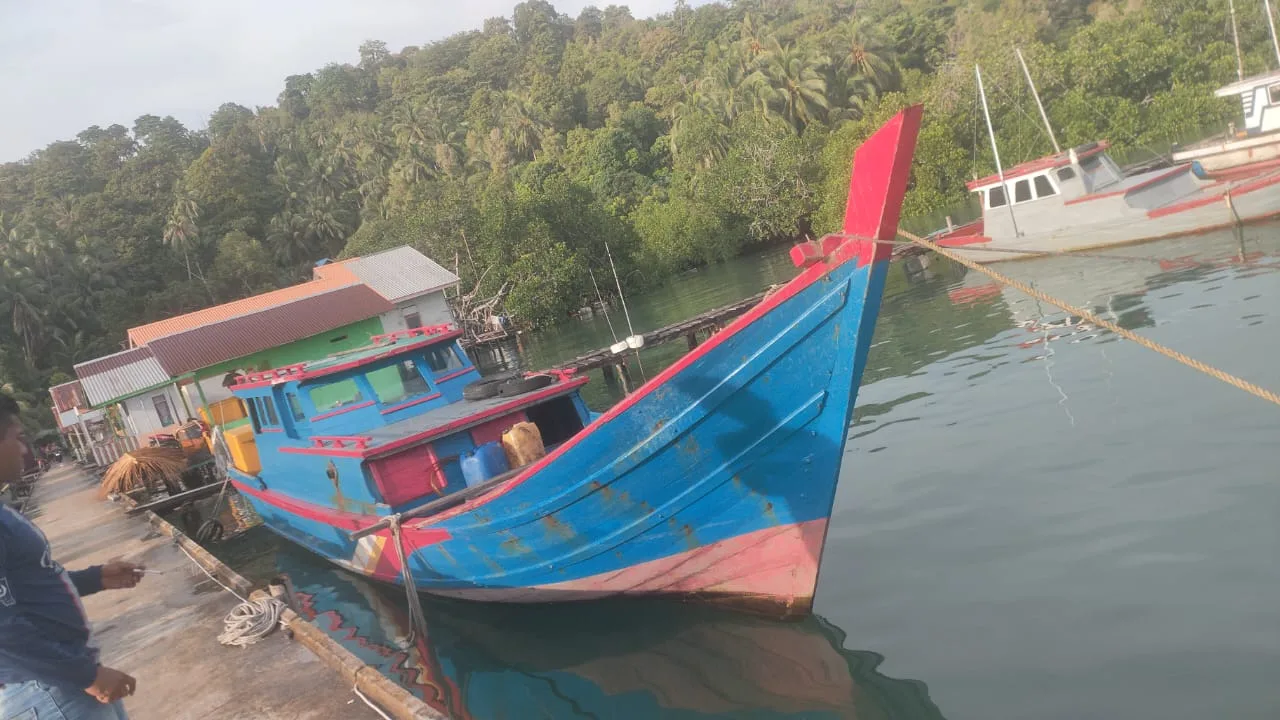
[379,393,442,415]
[411,105,924,528]
[229,476,451,543]
[311,400,375,422]
[1063,165,1189,206]
[301,331,464,383]
[967,142,1109,190]
[279,446,367,458]
[1148,170,1280,219]
[435,367,478,383]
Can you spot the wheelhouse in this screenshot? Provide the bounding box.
[223,324,592,515]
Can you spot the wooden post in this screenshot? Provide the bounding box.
[686,331,699,351]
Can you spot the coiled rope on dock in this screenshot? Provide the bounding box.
[895,229,1280,408]
[171,537,287,647]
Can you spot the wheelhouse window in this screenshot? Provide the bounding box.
[309,378,365,414]
[987,185,1007,209]
[249,397,281,431]
[403,310,422,329]
[1033,174,1057,198]
[1013,179,1032,203]
[1269,84,1280,105]
[424,345,464,374]
[1057,167,1076,182]
[285,393,306,422]
[262,397,280,426]
[366,359,432,405]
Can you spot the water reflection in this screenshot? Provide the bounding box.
[274,546,945,720]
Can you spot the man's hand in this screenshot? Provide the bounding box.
[100,560,144,590]
[84,665,136,703]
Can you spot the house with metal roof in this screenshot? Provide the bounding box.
[68,246,461,445]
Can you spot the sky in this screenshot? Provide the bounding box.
[0,0,691,162]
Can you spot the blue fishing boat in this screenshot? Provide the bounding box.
[218,106,923,617]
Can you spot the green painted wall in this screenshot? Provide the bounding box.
[193,316,387,427]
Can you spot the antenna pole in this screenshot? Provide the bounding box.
[1266,0,1280,68]
[976,65,1021,238]
[1229,0,1245,81]
[605,243,636,339]
[1015,47,1061,154]
[588,268,619,343]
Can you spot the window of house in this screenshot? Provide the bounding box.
[1057,167,1076,182]
[423,345,464,374]
[403,310,422,329]
[1033,175,1057,198]
[286,393,306,422]
[152,395,174,427]
[987,185,1007,209]
[1013,179,1032,203]
[1269,84,1280,105]
[309,379,365,413]
[366,360,432,405]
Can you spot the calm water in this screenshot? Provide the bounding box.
[213,226,1280,719]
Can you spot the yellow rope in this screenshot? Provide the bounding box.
[896,228,1280,409]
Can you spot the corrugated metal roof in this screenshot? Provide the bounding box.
[49,380,89,413]
[147,284,395,376]
[75,347,173,407]
[127,276,352,346]
[321,247,460,303]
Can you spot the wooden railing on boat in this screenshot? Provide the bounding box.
[348,466,522,540]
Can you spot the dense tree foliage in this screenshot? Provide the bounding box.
[1,0,1268,423]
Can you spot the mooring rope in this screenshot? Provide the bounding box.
[895,228,1280,408]
[894,234,1279,270]
[171,539,287,647]
[387,514,430,644]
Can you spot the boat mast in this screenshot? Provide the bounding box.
[1014,47,1061,154]
[975,64,1021,237]
[1229,0,1244,81]
[1265,0,1280,67]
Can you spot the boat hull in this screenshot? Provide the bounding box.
[227,106,924,617]
[232,248,886,617]
[943,168,1280,263]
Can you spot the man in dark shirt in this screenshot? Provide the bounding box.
[0,394,144,718]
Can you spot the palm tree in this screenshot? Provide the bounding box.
[756,40,832,132]
[302,199,347,256]
[163,188,202,280]
[266,211,313,265]
[839,20,896,92]
[501,93,548,161]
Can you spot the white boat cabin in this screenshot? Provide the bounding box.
[1214,69,1280,135]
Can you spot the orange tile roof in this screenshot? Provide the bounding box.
[127,276,354,347]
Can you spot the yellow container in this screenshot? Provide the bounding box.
[501,421,545,469]
[225,425,261,475]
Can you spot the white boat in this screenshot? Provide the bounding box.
[933,63,1280,263]
[1171,69,1280,179]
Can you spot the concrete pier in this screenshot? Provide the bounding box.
[23,465,382,720]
